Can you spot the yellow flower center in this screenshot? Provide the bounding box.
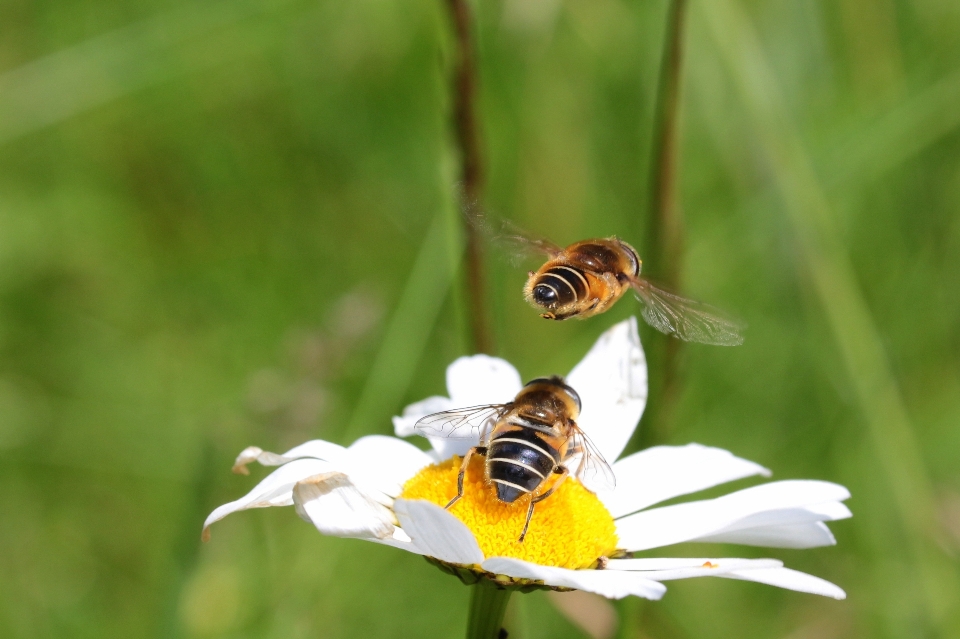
[401,455,618,569]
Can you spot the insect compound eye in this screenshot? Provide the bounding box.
[563,384,582,413]
[525,377,551,388]
[531,283,558,307]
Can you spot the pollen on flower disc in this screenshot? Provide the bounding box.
[401,455,618,569]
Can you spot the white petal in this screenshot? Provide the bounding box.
[391,396,475,460]
[606,557,783,580]
[481,557,666,600]
[446,355,523,405]
[231,440,347,474]
[393,499,484,565]
[566,318,647,463]
[602,444,770,518]
[345,435,433,497]
[428,437,478,461]
[369,527,422,553]
[393,396,453,438]
[689,501,851,547]
[605,558,845,598]
[202,459,332,540]
[722,567,846,600]
[616,480,850,551]
[292,472,396,540]
[697,521,837,548]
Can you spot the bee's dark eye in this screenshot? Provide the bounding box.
[532,284,558,306]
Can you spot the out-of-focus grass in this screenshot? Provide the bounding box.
[701,0,958,634]
[0,0,958,638]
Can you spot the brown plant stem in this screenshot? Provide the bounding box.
[641,0,688,445]
[445,0,492,354]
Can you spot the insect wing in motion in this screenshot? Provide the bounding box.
[631,278,744,346]
[467,211,563,266]
[414,404,510,440]
[496,219,564,262]
[564,425,616,493]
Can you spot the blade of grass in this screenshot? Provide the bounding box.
[639,0,689,448]
[343,206,465,441]
[824,68,960,189]
[700,0,958,630]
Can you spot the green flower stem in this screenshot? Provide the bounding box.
[466,581,512,639]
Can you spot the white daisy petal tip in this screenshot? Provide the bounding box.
[616,478,854,552]
[231,446,263,475]
[201,458,335,541]
[723,567,847,600]
[604,443,773,518]
[230,440,349,475]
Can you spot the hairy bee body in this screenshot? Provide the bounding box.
[485,378,579,502]
[415,375,615,540]
[523,238,641,320]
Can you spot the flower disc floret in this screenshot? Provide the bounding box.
[401,455,619,569]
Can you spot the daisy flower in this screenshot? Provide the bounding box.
[203,317,850,630]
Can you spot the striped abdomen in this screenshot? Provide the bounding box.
[486,426,560,503]
[530,265,589,308]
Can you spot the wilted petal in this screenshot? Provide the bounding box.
[697,521,837,548]
[602,444,770,518]
[566,318,647,464]
[393,396,452,438]
[616,480,850,551]
[394,499,484,565]
[232,440,347,475]
[482,557,666,600]
[721,567,846,600]
[202,459,332,540]
[446,355,522,405]
[293,472,396,540]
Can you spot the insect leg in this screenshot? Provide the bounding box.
[446,446,487,510]
[518,466,569,542]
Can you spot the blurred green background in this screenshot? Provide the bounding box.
[1,0,959,637]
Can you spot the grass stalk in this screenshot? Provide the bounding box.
[641,0,688,445]
[445,0,493,354]
[344,209,465,440]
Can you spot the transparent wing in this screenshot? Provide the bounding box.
[496,219,564,263]
[565,425,616,493]
[631,277,745,346]
[414,404,510,440]
[462,206,563,266]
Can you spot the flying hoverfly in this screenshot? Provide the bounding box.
[415,376,615,542]
[476,215,744,346]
